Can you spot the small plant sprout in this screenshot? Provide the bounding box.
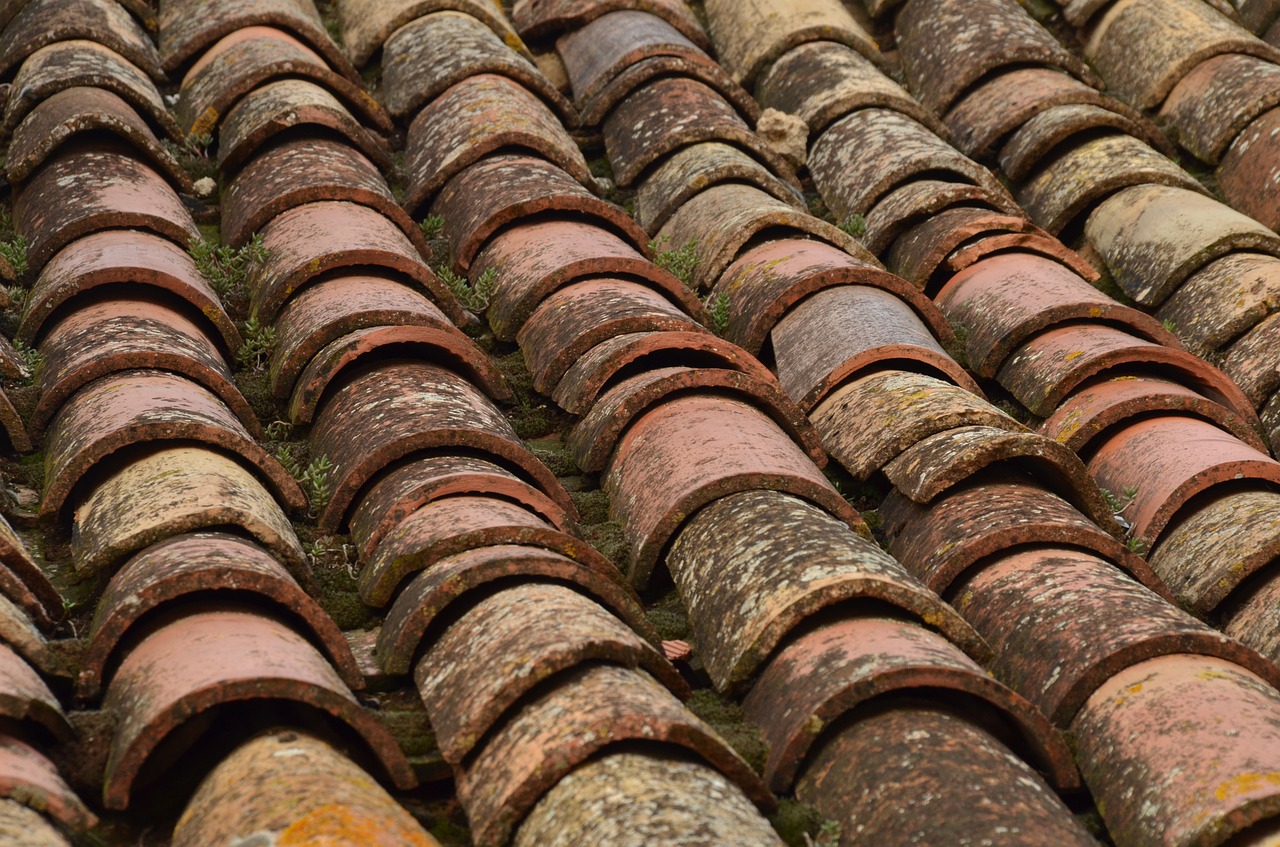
[1127,536,1149,555]
[419,214,445,241]
[706,291,731,335]
[299,454,334,512]
[190,234,270,300]
[649,235,701,288]
[264,419,294,441]
[1162,318,1178,334]
[236,316,277,370]
[0,235,29,280]
[11,340,41,382]
[804,820,841,847]
[439,265,497,313]
[838,213,867,238]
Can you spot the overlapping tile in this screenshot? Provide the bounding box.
[512,0,709,51]
[340,0,530,68]
[0,0,163,80]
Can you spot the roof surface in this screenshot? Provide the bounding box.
[1,0,1280,844]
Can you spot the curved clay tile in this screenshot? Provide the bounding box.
[32,297,256,438]
[1157,252,1280,355]
[415,582,685,764]
[100,608,415,810]
[5,87,190,190]
[604,393,865,588]
[713,238,950,355]
[0,734,95,833]
[582,52,759,130]
[176,27,391,137]
[511,0,709,50]
[0,516,63,631]
[1219,106,1280,232]
[0,0,163,81]
[376,544,650,676]
[358,496,608,607]
[809,369,1025,480]
[218,79,393,174]
[70,446,306,580]
[310,361,571,532]
[350,456,573,562]
[428,155,650,271]
[1000,103,1174,182]
[885,207,1029,288]
[861,179,1020,258]
[20,229,239,353]
[455,663,771,847]
[13,140,198,273]
[1223,311,1280,406]
[402,74,590,214]
[383,13,572,122]
[158,0,359,82]
[0,593,51,674]
[2,41,179,139]
[172,730,439,847]
[1225,564,1280,663]
[944,228,1102,284]
[0,642,70,742]
[338,0,530,69]
[567,366,825,473]
[249,201,462,326]
[77,532,359,700]
[472,218,703,342]
[604,77,797,188]
[43,370,306,521]
[668,489,987,693]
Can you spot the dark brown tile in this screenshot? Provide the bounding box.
[339,0,530,69]
[0,516,65,632]
[511,0,710,51]
[1000,102,1172,182]
[1157,252,1280,355]
[1219,106,1280,232]
[0,0,163,81]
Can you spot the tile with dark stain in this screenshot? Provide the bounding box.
[1000,102,1171,182]
[886,207,1028,289]
[1157,250,1280,355]
[862,179,1019,257]
[339,0,530,68]
[1224,311,1280,406]
[1220,106,1280,232]
[0,0,163,80]
[511,0,709,50]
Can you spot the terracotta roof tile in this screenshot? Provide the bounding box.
[339,0,530,68]
[1219,105,1280,232]
[0,0,164,82]
[511,0,709,50]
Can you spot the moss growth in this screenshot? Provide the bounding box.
[646,590,690,640]
[686,689,768,773]
[583,520,630,571]
[234,369,279,422]
[299,529,373,630]
[770,798,837,847]
[569,489,611,525]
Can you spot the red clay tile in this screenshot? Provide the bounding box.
[13,141,199,273]
[173,730,439,847]
[1160,252,1280,354]
[223,136,423,254]
[771,284,979,412]
[756,40,945,139]
[311,361,570,532]
[1073,654,1280,847]
[290,325,512,424]
[1039,376,1268,455]
[635,142,803,234]
[882,425,1116,522]
[604,393,865,588]
[78,532,358,700]
[810,370,1024,480]
[20,229,239,352]
[176,27,391,137]
[0,735,94,834]
[101,608,415,810]
[668,489,987,692]
[1159,54,1280,164]
[956,546,1276,725]
[1086,183,1280,307]
[952,224,1110,279]
[0,643,68,742]
[0,517,63,632]
[268,273,455,402]
[2,41,179,139]
[886,207,1029,289]
[880,477,1169,599]
[513,0,710,49]
[219,79,393,175]
[1019,133,1208,235]
[1089,416,1280,546]
[897,0,1097,115]
[375,543,650,675]
[1000,103,1173,183]
[657,183,874,291]
[0,391,30,456]
[1149,488,1280,614]
[429,155,649,271]
[44,370,305,520]
[0,594,51,676]
[364,4,530,65]
[712,238,951,355]
[473,219,702,341]
[250,202,462,325]
[809,108,1014,222]
[456,663,771,847]
[567,366,825,473]
[1085,0,1280,110]
[385,14,572,123]
[358,496,605,607]
[551,329,779,413]
[1235,0,1280,30]
[743,615,1077,793]
[997,323,1257,420]
[402,76,588,218]
[518,278,704,394]
[703,0,880,87]
[159,0,358,81]
[1225,564,1280,665]
[936,252,1179,379]
[1224,311,1280,406]
[797,704,1097,847]
[351,457,572,563]
[0,0,163,81]
[1220,106,1280,232]
[71,448,307,581]
[5,87,189,191]
[861,179,1019,258]
[604,77,797,189]
[416,582,684,764]
[32,297,256,438]
[516,750,781,847]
